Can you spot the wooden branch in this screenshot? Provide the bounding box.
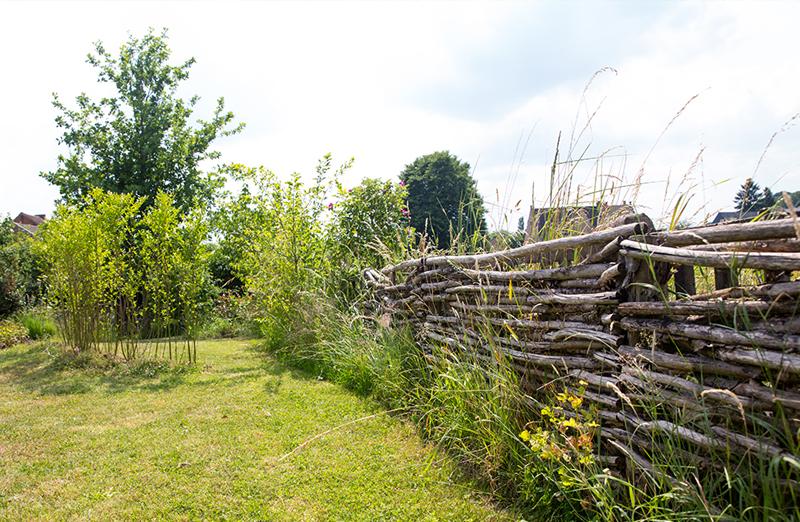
[423,328,599,369]
[687,238,800,253]
[714,346,800,374]
[456,263,612,283]
[424,323,597,353]
[448,301,536,314]
[382,222,644,274]
[410,267,455,285]
[732,380,800,411]
[617,300,795,319]
[689,281,800,301]
[418,280,461,292]
[479,316,604,332]
[620,317,800,352]
[620,239,800,271]
[710,426,787,458]
[543,328,621,347]
[646,217,800,247]
[445,285,532,296]
[578,237,622,265]
[635,419,725,450]
[527,291,618,306]
[556,278,600,289]
[617,345,761,379]
[597,263,623,288]
[619,366,764,410]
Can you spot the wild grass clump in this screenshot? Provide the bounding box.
[17,310,57,339]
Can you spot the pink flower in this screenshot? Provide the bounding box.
[327,202,334,210]
[399,180,406,187]
[401,207,409,217]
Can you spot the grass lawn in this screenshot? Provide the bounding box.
[0,339,511,521]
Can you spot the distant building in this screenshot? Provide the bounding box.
[12,212,46,236]
[709,210,759,224]
[524,203,633,243]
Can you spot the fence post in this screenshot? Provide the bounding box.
[673,265,696,296]
[714,268,733,290]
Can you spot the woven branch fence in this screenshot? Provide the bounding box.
[364,212,800,491]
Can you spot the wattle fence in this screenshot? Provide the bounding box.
[364,213,800,491]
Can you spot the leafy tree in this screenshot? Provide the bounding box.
[769,189,800,209]
[400,151,486,250]
[0,218,13,246]
[733,178,763,213]
[41,28,243,213]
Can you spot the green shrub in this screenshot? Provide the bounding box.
[0,219,43,318]
[37,189,210,362]
[0,320,29,348]
[327,178,412,300]
[18,312,57,339]
[200,317,240,339]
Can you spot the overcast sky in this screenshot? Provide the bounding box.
[1,0,799,228]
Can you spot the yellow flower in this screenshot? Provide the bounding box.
[561,418,579,429]
[519,430,531,441]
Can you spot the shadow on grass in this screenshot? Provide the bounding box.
[0,339,322,397]
[245,341,324,382]
[0,342,194,396]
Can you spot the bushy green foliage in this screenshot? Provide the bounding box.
[36,191,141,354]
[36,189,209,361]
[139,193,209,346]
[199,294,259,339]
[0,319,28,348]
[215,157,368,342]
[41,29,243,213]
[328,178,413,299]
[0,219,43,317]
[400,151,487,250]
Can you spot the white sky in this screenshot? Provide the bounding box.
[1,0,799,229]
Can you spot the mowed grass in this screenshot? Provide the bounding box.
[0,339,510,521]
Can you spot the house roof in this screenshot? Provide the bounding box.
[13,213,46,226]
[11,212,46,235]
[710,210,759,224]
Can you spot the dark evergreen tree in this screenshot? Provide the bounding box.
[734,178,763,213]
[759,187,777,210]
[400,151,486,250]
